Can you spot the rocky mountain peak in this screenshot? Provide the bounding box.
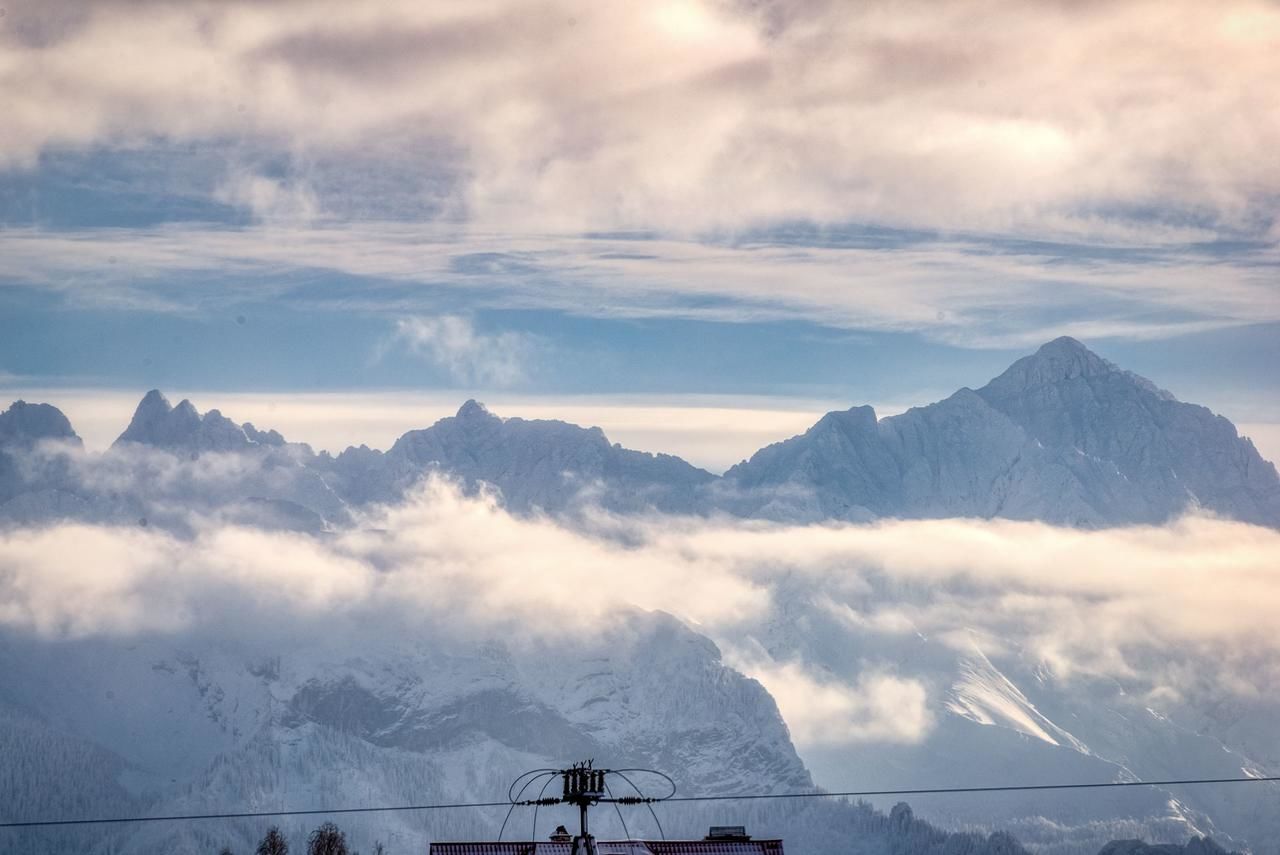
[117,390,174,446]
[131,388,172,418]
[987,335,1117,391]
[455,399,497,422]
[814,404,878,434]
[725,337,1279,528]
[115,391,252,453]
[0,400,81,447]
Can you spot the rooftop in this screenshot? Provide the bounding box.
[430,839,784,855]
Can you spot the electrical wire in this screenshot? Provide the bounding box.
[500,772,558,841]
[3,775,1279,831]
[0,800,511,830]
[610,769,677,802]
[609,770,666,841]
[530,772,558,841]
[602,781,631,841]
[664,776,1280,803]
[509,770,559,804]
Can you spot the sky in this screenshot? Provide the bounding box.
[4,3,1280,816]
[2,0,1279,468]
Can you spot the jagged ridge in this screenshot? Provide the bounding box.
[4,338,1278,529]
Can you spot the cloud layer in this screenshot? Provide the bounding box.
[3,478,1279,748]
[3,224,1277,350]
[4,0,1280,236]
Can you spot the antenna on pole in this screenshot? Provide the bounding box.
[501,762,676,846]
[562,760,605,855]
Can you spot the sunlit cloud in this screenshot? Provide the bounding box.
[726,654,934,746]
[3,0,1280,237]
[2,478,1279,748]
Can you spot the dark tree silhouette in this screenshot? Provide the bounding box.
[371,842,386,855]
[257,826,290,855]
[218,848,234,855]
[308,822,348,855]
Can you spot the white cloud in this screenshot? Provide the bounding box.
[214,170,321,225]
[4,0,1280,236]
[383,316,537,387]
[728,654,933,745]
[0,478,770,641]
[2,479,1280,748]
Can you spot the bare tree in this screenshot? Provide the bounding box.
[257,826,290,855]
[308,821,349,855]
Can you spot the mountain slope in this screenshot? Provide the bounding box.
[316,399,717,515]
[725,338,1280,527]
[0,400,85,519]
[0,609,1040,855]
[115,389,298,454]
[0,392,347,532]
[0,609,815,855]
[976,337,1279,526]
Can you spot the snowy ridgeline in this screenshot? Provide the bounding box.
[1,337,1277,532]
[0,337,1275,855]
[0,623,1042,855]
[0,638,1248,855]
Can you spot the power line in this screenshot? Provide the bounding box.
[3,775,1279,831]
[0,800,510,831]
[663,775,1280,803]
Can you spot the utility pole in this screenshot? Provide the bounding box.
[502,760,670,847]
[561,761,606,855]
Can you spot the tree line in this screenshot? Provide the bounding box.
[216,822,386,855]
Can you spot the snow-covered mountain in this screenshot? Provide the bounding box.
[115,389,272,453]
[0,609,1026,855]
[0,400,84,520]
[1,338,1275,531]
[0,337,1274,855]
[313,398,716,514]
[0,390,346,533]
[725,338,1280,527]
[1099,839,1238,855]
[728,575,1279,855]
[0,609,806,852]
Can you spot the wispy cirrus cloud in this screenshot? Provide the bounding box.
[1,224,1276,349]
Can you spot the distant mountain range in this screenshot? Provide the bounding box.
[0,338,1273,855]
[2,336,1277,531]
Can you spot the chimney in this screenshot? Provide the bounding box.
[705,827,751,841]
